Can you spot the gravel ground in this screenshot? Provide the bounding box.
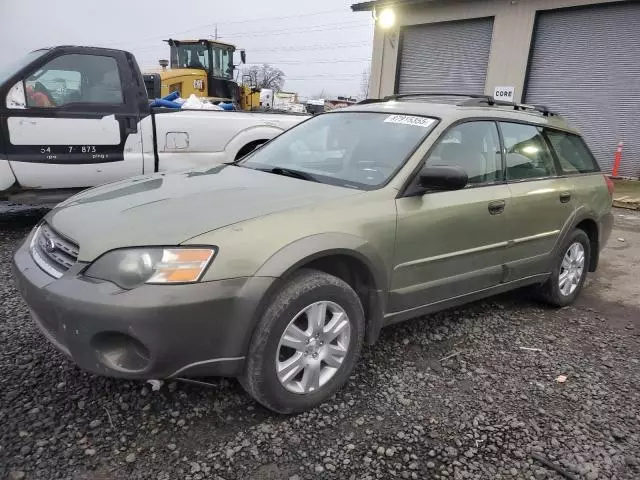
[1,209,639,480]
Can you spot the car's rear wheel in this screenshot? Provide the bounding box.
[240,269,365,414]
[536,228,591,307]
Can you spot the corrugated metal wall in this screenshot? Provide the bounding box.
[397,17,494,95]
[525,2,640,177]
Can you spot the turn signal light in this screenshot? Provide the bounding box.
[148,248,216,283]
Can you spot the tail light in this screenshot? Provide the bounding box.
[604,175,615,197]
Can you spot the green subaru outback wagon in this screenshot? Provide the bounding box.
[13,94,614,413]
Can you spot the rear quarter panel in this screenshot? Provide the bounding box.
[569,173,613,247]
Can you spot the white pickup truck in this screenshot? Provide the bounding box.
[0,46,307,205]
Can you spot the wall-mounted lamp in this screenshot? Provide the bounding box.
[376,8,396,29]
[373,6,398,48]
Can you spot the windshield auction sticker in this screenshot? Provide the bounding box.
[384,115,435,128]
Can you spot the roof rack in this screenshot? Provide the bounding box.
[460,96,557,117]
[384,92,492,102]
[359,92,558,117]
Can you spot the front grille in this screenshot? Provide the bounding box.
[30,223,79,278]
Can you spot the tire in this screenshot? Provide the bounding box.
[240,269,365,414]
[535,229,591,307]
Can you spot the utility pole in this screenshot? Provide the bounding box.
[215,24,218,40]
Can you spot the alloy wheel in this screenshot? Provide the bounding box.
[559,242,585,296]
[275,301,351,394]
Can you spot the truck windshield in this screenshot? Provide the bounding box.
[170,43,233,79]
[240,112,437,189]
[0,49,48,86]
[171,44,210,71]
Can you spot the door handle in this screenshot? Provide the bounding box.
[488,200,506,215]
[559,192,572,203]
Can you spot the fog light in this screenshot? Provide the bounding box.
[91,332,150,373]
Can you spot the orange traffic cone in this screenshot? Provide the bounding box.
[612,141,623,177]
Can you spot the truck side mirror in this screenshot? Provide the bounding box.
[6,81,27,109]
[240,50,246,64]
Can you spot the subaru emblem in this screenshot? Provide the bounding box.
[45,237,56,253]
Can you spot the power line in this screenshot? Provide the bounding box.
[219,21,372,39]
[132,40,371,54]
[104,7,353,48]
[245,58,371,65]
[285,78,361,82]
[119,20,371,51]
[278,73,364,77]
[251,41,370,52]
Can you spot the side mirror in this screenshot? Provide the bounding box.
[419,165,468,191]
[240,50,246,64]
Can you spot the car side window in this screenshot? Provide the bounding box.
[425,121,502,185]
[24,54,123,108]
[500,123,556,181]
[544,129,599,174]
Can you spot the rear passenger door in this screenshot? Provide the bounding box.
[501,122,575,281]
[391,121,512,312]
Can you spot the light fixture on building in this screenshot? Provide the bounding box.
[376,8,396,29]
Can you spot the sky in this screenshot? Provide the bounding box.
[0,0,374,99]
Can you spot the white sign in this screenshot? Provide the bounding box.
[384,115,435,128]
[493,86,515,102]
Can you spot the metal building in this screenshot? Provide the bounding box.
[352,0,640,177]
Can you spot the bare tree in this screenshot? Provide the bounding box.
[360,67,371,100]
[243,64,286,91]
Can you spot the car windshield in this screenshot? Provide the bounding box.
[0,49,48,86]
[239,112,437,189]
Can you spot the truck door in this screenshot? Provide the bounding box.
[1,48,145,190]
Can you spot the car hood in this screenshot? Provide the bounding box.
[48,165,361,261]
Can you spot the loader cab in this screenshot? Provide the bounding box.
[166,39,241,103]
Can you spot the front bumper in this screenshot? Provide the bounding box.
[12,235,276,379]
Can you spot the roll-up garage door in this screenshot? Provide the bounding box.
[397,17,494,95]
[525,2,640,177]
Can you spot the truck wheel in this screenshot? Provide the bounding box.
[535,229,591,307]
[240,269,365,414]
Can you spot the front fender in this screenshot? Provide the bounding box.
[0,159,17,192]
[255,232,388,293]
[254,232,389,345]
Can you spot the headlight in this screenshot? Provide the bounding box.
[85,247,216,289]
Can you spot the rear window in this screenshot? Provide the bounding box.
[544,130,600,174]
[501,122,556,180]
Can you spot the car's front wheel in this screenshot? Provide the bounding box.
[536,228,591,307]
[241,269,365,414]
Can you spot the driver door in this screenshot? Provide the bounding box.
[3,49,143,189]
[390,121,512,313]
